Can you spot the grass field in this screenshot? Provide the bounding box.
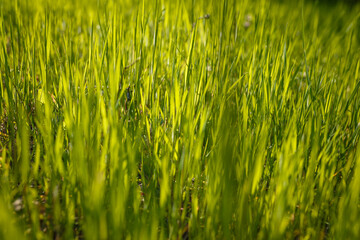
[0,0,360,239]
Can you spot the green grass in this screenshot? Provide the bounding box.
[0,0,360,239]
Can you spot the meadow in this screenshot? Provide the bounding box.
[0,0,360,239]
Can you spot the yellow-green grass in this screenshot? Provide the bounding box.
[0,0,360,239]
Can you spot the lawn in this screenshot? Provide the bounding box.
[0,0,360,239]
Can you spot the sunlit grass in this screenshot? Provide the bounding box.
[0,0,360,239]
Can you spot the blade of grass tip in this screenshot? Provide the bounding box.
[301,1,311,90]
[184,23,197,90]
